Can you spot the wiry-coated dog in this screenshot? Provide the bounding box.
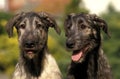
[6,12,62,79]
[64,13,113,79]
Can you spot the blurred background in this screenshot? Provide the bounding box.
[0,0,120,79]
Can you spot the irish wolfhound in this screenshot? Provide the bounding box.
[6,12,62,79]
[64,13,112,79]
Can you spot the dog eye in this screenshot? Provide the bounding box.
[36,21,43,29]
[20,24,26,29]
[80,24,86,29]
[36,23,42,28]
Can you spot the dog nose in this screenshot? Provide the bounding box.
[66,41,75,48]
[25,41,35,48]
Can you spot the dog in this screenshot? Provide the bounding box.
[6,12,62,79]
[64,13,113,79]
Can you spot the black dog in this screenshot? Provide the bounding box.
[64,13,112,79]
[6,12,62,79]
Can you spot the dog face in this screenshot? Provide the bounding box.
[6,12,61,59]
[18,14,48,59]
[64,13,110,63]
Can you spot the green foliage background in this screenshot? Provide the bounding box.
[101,4,120,79]
[0,1,120,79]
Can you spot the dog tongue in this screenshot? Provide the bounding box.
[27,51,33,54]
[72,50,83,62]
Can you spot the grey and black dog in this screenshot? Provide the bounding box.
[64,13,113,79]
[6,12,62,79]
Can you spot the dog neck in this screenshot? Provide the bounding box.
[69,45,112,79]
[19,46,48,77]
[68,46,99,78]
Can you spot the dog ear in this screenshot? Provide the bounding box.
[64,13,75,26]
[38,12,61,35]
[90,14,110,37]
[64,13,75,36]
[6,12,25,38]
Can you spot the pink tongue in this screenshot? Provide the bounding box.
[27,51,33,54]
[72,51,83,62]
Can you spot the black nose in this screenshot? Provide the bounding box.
[24,41,35,48]
[66,41,75,48]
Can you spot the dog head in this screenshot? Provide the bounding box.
[6,12,61,59]
[64,13,110,63]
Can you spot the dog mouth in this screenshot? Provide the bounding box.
[24,48,37,59]
[72,45,89,63]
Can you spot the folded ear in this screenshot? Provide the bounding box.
[90,14,110,37]
[64,13,75,36]
[64,13,75,28]
[6,12,25,38]
[38,12,61,35]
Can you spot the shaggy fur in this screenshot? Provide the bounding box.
[6,12,62,79]
[64,13,113,79]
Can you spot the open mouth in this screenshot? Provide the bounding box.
[24,48,36,59]
[72,46,89,63]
